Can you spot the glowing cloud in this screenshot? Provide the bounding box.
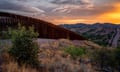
[98,3,120,24]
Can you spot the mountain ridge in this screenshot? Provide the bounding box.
[59,23,120,48]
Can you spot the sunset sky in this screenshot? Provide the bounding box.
[0,0,120,24]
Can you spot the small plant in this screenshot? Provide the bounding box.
[8,24,39,68]
[64,46,86,59]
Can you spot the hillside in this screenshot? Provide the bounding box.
[60,23,120,48]
[0,25,119,72]
[0,39,102,72]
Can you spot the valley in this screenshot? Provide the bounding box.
[60,23,120,48]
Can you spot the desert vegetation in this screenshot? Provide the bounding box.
[63,46,86,59]
[0,25,120,72]
[0,25,40,72]
[8,25,39,68]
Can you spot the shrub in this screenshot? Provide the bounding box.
[64,46,86,59]
[8,25,39,68]
[91,48,116,71]
[114,47,120,70]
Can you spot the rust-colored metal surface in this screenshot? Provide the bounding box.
[0,12,86,40]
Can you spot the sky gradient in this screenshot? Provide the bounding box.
[0,0,120,24]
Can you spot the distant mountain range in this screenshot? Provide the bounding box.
[60,23,120,48]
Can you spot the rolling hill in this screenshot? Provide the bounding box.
[60,23,120,48]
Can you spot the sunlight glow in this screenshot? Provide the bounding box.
[52,19,87,24]
[98,3,120,24]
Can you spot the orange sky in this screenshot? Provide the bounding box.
[1,0,120,24]
[97,3,120,24]
[50,3,120,24]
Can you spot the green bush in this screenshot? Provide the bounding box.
[64,46,86,59]
[8,25,39,68]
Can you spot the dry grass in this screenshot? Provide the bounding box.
[0,51,39,72]
[0,39,100,72]
[2,62,38,72]
[39,48,81,72]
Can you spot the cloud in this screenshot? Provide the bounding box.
[0,0,45,14]
[51,0,90,5]
[51,0,94,14]
[52,5,74,13]
[0,0,120,24]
